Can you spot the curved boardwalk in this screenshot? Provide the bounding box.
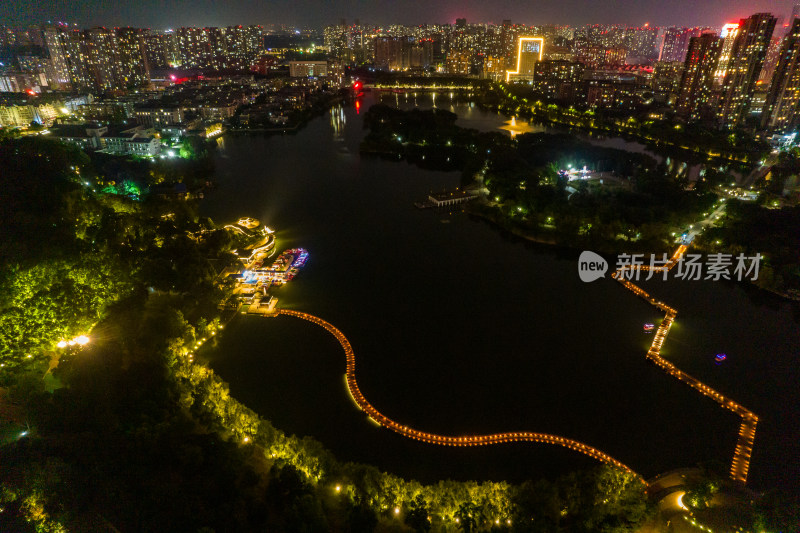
[278,243,757,485]
[278,308,642,480]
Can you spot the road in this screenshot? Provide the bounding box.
[682,200,727,244]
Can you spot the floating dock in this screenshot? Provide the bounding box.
[415,189,478,209]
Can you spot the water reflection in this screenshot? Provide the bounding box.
[499,116,536,137]
[330,105,346,139]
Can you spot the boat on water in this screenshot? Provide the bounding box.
[643,323,655,332]
[715,353,727,362]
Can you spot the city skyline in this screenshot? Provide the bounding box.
[0,0,797,30]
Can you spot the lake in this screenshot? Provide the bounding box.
[199,92,799,493]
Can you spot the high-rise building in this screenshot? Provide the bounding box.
[243,25,263,61]
[177,27,212,68]
[500,20,514,61]
[446,49,472,75]
[718,13,776,128]
[793,3,800,22]
[652,60,685,97]
[762,18,800,131]
[85,27,119,92]
[660,27,706,62]
[715,23,740,87]
[374,36,404,70]
[676,33,722,120]
[115,27,150,88]
[405,40,433,69]
[759,36,784,82]
[482,55,506,80]
[506,37,544,82]
[624,25,659,60]
[533,59,585,101]
[41,24,72,89]
[144,30,179,69]
[61,29,94,91]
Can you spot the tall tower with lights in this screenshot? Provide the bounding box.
[676,33,722,120]
[718,13,776,128]
[762,18,800,131]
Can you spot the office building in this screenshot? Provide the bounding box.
[506,37,544,82]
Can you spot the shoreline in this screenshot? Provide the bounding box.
[466,199,800,303]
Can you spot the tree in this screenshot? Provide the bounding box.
[684,478,719,510]
[344,503,378,533]
[455,501,479,533]
[405,494,432,532]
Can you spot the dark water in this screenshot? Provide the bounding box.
[199,94,799,493]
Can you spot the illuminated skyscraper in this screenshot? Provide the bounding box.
[506,37,544,82]
[676,33,722,120]
[61,30,94,91]
[762,18,800,131]
[41,24,72,89]
[760,36,784,83]
[177,27,212,68]
[714,23,740,87]
[660,27,706,62]
[374,36,404,70]
[718,13,776,128]
[115,27,150,88]
[144,30,180,69]
[85,27,119,92]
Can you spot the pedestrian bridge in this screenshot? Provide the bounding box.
[277,308,643,481]
[277,242,759,486]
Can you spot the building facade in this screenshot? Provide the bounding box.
[506,37,544,82]
[762,18,800,131]
[676,33,722,120]
[718,13,776,128]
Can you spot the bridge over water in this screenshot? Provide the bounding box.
[278,308,642,480]
[613,245,758,484]
[277,244,757,486]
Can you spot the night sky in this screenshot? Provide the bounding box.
[0,0,795,30]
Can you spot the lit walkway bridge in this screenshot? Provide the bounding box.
[277,242,758,486]
[613,245,758,484]
[277,308,643,481]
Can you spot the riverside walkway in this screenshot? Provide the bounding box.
[613,244,758,484]
[278,308,642,479]
[277,242,757,486]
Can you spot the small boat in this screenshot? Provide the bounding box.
[643,323,655,332]
[715,353,727,362]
